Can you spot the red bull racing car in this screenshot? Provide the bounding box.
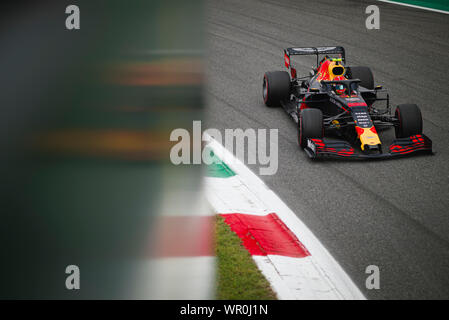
[262,46,432,159]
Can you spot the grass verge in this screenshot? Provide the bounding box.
[215,215,277,300]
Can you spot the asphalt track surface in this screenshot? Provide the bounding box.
[205,0,449,299]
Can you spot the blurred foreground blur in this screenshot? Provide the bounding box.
[0,0,213,299]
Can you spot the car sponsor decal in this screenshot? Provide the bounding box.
[351,106,373,128]
[329,97,343,108]
[348,102,368,107]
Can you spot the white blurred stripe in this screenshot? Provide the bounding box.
[129,257,215,299]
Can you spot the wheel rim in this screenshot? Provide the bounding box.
[263,77,268,102]
[395,108,402,137]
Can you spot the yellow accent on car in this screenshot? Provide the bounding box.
[328,61,345,79]
[358,126,381,151]
[332,120,341,129]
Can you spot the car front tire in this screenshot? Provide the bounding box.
[395,104,423,138]
[298,108,323,148]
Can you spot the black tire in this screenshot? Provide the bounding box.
[263,71,290,107]
[348,66,374,90]
[298,108,323,148]
[395,104,423,138]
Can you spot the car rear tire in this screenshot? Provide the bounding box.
[348,66,374,90]
[263,71,290,107]
[395,104,423,138]
[298,108,323,148]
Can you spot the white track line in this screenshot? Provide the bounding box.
[204,134,365,300]
[377,0,449,15]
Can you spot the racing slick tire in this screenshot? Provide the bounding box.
[348,66,374,90]
[298,108,323,148]
[395,104,423,138]
[263,71,290,107]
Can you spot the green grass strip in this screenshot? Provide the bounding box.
[215,215,277,300]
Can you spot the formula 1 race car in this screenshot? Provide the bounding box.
[262,46,432,159]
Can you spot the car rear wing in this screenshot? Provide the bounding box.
[283,46,346,78]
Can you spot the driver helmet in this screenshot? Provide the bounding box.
[335,84,346,95]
